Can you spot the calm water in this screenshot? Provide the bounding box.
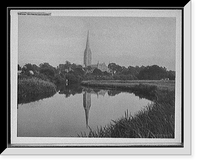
[17,85,152,137]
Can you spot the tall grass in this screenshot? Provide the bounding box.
[79,90,175,138]
[18,77,57,104]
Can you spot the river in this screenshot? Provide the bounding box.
[17,85,152,137]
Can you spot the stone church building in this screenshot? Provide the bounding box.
[84,31,110,73]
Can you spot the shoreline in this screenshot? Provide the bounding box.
[18,77,57,104]
[81,79,175,91]
[79,80,175,138]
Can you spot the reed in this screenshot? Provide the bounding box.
[79,90,175,138]
[18,77,57,104]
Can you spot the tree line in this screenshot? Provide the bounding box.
[18,61,175,85]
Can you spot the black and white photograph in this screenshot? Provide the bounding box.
[14,9,181,142]
[17,13,177,139]
[5,4,192,155]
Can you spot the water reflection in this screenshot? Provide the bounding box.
[18,84,153,137]
[58,86,123,128]
[83,92,91,128]
[18,84,155,129]
[82,89,110,127]
[58,85,154,128]
[58,85,82,98]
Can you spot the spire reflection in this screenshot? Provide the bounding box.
[83,92,91,128]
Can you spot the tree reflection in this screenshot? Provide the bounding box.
[107,90,121,96]
[58,84,82,98]
[58,84,155,128]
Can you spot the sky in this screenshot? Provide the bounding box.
[18,15,176,71]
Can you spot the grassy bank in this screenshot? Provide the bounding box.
[79,81,175,138]
[81,80,175,91]
[18,77,57,104]
[81,80,175,101]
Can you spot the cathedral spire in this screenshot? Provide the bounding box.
[84,30,92,67]
[86,30,90,48]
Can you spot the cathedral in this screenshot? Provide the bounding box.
[84,31,92,67]
[83,31,110,72]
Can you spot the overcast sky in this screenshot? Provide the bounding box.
[18,15,176,70]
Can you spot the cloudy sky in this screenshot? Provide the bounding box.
[18,15,176,70]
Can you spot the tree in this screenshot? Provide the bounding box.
[40,67,55,78]
[39,63,57,81]
[21,63,39,76]
[65,61,71,69]
[73,67,85,76]
[39,63,55,71]
[137,65,168,80]
[66,73,81,84]
[102,71,111,76]
[167,70,175,80]
[108,63,123,74]
[54,74,65,85]
[92,68,102,76]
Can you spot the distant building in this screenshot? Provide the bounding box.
[83,31,110,73]
[97,62,110,72]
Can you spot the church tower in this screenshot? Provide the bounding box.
[84,31,92,67]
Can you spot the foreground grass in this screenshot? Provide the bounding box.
[79,87,175,138]
[18,77,57,104]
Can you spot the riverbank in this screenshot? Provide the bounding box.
[18,77,57,104]
[80,80,175,138]
[81,80,175,91]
